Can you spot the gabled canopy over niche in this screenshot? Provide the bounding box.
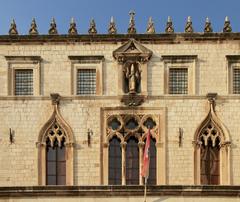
[113,39,152,96]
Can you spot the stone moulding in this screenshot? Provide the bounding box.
[0,185,240,197]
[193,94,231,185]
[37,93,74,186]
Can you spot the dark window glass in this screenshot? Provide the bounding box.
[200,138,220,185]
[77,69,96,95]
[169,68,188,94]
[143,118,156,129]
[46,139,66,185]
[15,69,33,95]
[108,118,121,130]
[108,137,122,185]
[126,137,139,185]
[126,118,138,130]
[147,138,156,185]
[233,68,240,94]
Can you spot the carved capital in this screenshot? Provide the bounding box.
[103,142,109,148]
[120,142,127,149]
[36,142,46,148]
[192,140,202,148]
[65,142,75,147]
[138,141,145,148]
[220,141,231,148]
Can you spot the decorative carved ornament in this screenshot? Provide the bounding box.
[37,93,74,147]
[113,38,152,64]
[29,18,38,35]
[121,94,145,106]
[193,93,230,148]
[105,114,158,144]
[9,19,18,35]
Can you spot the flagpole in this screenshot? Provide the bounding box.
[144,177,147,202]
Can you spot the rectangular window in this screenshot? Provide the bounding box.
[15,69,33,95]
[77,69,96,95]
[233,68,240,94]
[169,68,188,94]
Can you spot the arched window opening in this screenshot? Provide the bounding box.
[108,137,122,185]
[200,137,220,185]
[147,137,156,185]
[126,137,139,185]
[46,137,66,185]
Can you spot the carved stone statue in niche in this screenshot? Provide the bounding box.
[124,62,141,94]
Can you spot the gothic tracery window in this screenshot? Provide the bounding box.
[107,114,157,185]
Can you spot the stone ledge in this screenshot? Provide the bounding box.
[0,33,240,44]
[0,185,239,197]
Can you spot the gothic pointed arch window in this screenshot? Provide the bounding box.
[37,94,74,185]
[103,111,166,186]
[194,96,231,185]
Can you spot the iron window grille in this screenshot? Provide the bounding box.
[233,68,240,94]
[169,68,188,94]
[77,69,96,95]
[15,69,33,95]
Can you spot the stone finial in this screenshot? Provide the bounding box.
[29,18,38,35]
[9,19,18,35]
[165,16,174,33]
[127,10,136,34]
[68,18,78,35]
[48,18,58,35]
[223,16,232,33]
[185,16,194,33]
[50,93,60,105]
[204,17,213,33]
[146,17,155,34]
[88,18,97,34]
[108,16,117,34]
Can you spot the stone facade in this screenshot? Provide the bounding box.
[0,33,240,200]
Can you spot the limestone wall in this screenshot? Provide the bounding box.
[0,39,240,186]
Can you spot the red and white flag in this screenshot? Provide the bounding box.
[141,128,151,179]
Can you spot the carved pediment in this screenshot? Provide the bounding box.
[113,38,152,63]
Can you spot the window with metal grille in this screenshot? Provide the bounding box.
[169,68,188,94]
[233,68,240,94]
[15,69,33,95]
[77,69,96,95]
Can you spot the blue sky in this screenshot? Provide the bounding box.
[0,0,240,34]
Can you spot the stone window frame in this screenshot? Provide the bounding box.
[69,56,104,96]
[193,97,231,185]
[101,107,166,185]
[162,55,197,95]
[5,56,41,96]
[226,55,240,94]
[37,94,74,186]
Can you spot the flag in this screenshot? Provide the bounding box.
[141,128,151,179]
